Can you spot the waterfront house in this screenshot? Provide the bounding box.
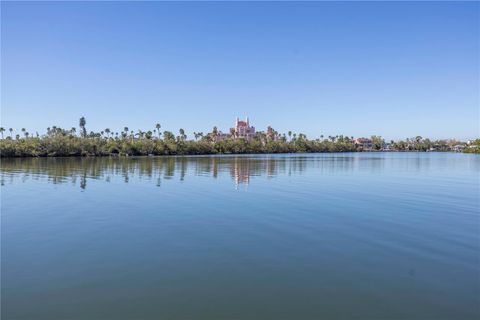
[354,138,373,151]
[266,126,279,141]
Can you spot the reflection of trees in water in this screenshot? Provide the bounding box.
[0,155,401,190]
[80,173,87,190]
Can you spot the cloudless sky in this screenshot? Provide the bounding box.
[1,1,479,140]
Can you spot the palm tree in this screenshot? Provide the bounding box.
[163,131,175,141]
[71,127,76,136]
[0,127,4,139]
[288,131,292,141]
[156,123,161,138]
[105,128,111,138]
[9,128,13,138]
[79,117,87,137]
[179,128,186,141]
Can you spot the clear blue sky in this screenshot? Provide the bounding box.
[1,1,479,140]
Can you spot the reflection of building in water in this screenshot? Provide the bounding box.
[0,156,314,190]
[231,158,251,187]
[212,157,218,178]
[229,157,282,187]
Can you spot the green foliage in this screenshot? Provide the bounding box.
[0,128,360,158]
[1,119,476,157]
[464,139,480,154]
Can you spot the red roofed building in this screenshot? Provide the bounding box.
[232,117,256,140]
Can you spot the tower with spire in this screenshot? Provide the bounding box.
[233,116,255,140]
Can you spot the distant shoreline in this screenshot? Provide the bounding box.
[1,119,478,157]
[0,150,472,159]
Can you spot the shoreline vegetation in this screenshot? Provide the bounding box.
[1,118,479,157]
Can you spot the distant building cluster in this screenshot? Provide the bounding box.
[212,117,278,142]
[233,117,256,140]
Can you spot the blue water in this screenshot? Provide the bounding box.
[1,153,479,319]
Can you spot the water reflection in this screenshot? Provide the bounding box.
[2,153,479,320]
[1,154,478,190]
[1,156,305,189]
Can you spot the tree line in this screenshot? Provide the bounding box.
[0,117,478,157]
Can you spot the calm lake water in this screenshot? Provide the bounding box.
[1,153,479,320]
